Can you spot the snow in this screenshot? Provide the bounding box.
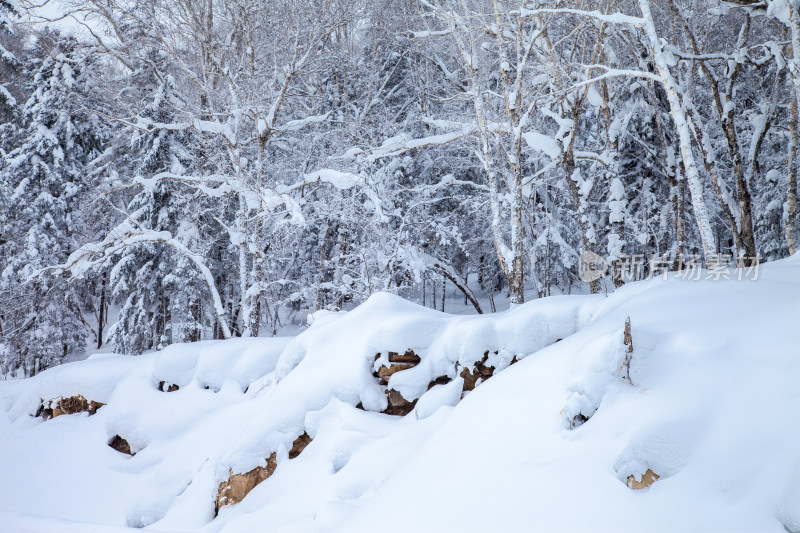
[522,130,561,159]
[767,0,791,26]
[299,169,362,190]
[608,177,626,225]
[0,84,16,106]
[1,256,799,532]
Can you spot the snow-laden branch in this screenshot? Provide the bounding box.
[361,128,479,163]
[410,29,453,38]
[277,112,331,133]
[135,172,233,198]
[519,7,645,27]
[419,252,483,314]
[57,223,232,339]
[404,173,489,194]
[280,169,386,221]
[135,118,237,146]
[0,85,16,107]
[568,67,659,93]
[280,169,364,192]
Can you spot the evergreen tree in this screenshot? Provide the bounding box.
[0,33,104,375]
[108,70,200,354]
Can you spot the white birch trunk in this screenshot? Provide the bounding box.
[638,0,717,262]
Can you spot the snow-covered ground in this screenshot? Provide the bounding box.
[0,256,798,533]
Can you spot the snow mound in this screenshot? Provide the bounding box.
[1,256,799,533]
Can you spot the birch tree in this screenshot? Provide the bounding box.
[416,0,552,304]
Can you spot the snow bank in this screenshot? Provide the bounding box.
[1,256,798,533]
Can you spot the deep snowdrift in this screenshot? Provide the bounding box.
[0,256,798,533]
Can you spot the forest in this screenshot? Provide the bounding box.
[1,0,798,376]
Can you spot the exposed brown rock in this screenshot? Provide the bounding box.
[377,363,415,385]
[477,363,494,379]
[427,376,451,390]
[158,381,180,392]
[387,349,421,364]
[371,350,424,415]
[109,435,134,456]
[215,452,277,514]
[626,469,659,490]
[383,389,417,416]
[460,351,497,392]
[460,366,480,392]
[35,402,52,420]
[289,432,312,459]
[50,395,105,418]
[569,413,589,429]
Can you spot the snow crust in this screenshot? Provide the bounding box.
[1,256,799,533]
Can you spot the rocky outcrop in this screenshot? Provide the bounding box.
[387,350,421,364]
[384,389,418,416]
[289,432,312,459]
[627,469,659,489]
[38,395,105,419]
[158,381,180,392]
[460,351,498,392]
[374,351,421,416]
[374,350,420,386]
[109,435,134,456]
[215,452,277,514]
[460,351,519,393]
[427,376,451,389]
[568,413,590,429]
[215,432,312,514]
[372,349,520,415]
[377,363,415,385]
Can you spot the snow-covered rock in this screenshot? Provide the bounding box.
[0,255,798,533]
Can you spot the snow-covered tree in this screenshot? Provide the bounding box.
[0,33,105,375]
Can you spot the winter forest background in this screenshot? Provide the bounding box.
[0,0,797,377]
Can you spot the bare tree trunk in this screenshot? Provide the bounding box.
[237,203,250,336]
[431,261,483,314]
[790,2,800,113]
[600,69,624,287]
[638,0,717,263]
[784,13,800,252]
[433,0,526,305]
[162,293,171,346]
[652,88,685,267]
[97,275,106,349]
[676,170,686,262]
[154,289,165,350]
[249,298,260,338]
[316,222,332,311]
[787,98,799,256]
[188,297,201,343]
[335,228,349,310]
[564,150,601,294]
[672,2,756,263]
[509,164,526,304]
